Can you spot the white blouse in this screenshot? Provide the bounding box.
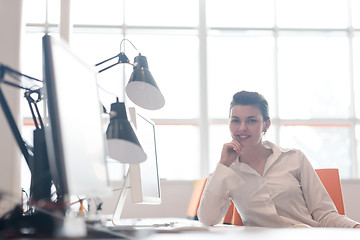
[197,141,358,228]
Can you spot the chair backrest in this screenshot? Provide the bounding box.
[186,178,207,220]
[315,168,345,215]
[223,199,244,226]
[222,199,235,224]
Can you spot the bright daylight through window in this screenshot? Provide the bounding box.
[21,0,360,184]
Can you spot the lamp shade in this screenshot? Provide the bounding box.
[126,54,165,110]
[106,101,146,163]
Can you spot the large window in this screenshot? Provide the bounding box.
[21,0,360,181]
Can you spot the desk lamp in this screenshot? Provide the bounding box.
[0,64,55,235]
[96,39,165,163]
[95,39,165,111]
[0,64,52,202]
[106,98,146,163]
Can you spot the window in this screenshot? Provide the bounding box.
[21,0,360,182]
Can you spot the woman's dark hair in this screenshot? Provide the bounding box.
[230,91,270,121]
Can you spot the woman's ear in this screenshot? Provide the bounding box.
[263,119,271,133]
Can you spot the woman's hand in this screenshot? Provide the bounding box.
[219,139,242,167]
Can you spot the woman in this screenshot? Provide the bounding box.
[197,91,360,228]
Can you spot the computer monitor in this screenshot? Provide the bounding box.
[112,107,161,225]
[42,34,112,203]
[128,107,161,204]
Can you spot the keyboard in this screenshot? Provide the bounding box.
[106,217,209,233]
[84,216,209,238]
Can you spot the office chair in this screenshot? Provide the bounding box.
[315,168,345,215]
[186,178,207,220]
[222,199,243,226]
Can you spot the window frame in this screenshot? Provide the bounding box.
[21,0,360,179]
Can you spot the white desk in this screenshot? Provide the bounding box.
[24,223,360,239]
[89,217,360,240]
[46,217,360,239]
[144,226,360,240]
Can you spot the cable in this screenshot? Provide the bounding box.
[119,38,139,53]
[0,191,139,239]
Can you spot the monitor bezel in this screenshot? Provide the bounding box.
[42,35,68,199]
[112,107,161,226]
[42,34,111,202]
[128,107,161,204]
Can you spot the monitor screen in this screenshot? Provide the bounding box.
[128,107,161,204]
[42,35,112,201]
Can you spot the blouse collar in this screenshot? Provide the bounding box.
[233,141,293,176]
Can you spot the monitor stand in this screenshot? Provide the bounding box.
[112,168,131,226]
[111,164,143,226]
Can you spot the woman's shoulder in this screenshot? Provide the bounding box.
[264,141,308,162]
[264,141,304,154]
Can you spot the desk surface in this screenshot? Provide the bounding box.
[13,225,360,240]
[16,217,360,239]
[144,226,360,240]
[89,217,360,240]
[87,218,360,240]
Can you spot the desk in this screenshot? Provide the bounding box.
[10,226,360,239]
[8,217,360,239]
[143,226,360,240]
[84,217,360,240]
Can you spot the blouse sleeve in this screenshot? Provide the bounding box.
[299,153,359,228]
[197,163,244,226]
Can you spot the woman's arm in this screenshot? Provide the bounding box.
[197,163,244,225]
[197,187,231,226]
[300,154,359,227]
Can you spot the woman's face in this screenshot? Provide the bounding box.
[229,105,270,148]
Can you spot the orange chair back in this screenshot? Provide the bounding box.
[223,199,244,226]
[186,178,207,220]
[222,199,235,224]
[231,205,244,226]
[315,168,345,215]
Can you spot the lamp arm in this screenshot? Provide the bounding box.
[0,64,42,95]
[97,61,120,74]
[1,79,28,90]
[0,64,52,205]
[95,53,133,73]
[33,102,44,129]
[0,64,43,173]
[0,64,42,83]
[24,88,45,129]
[0,88,34,171]
[26,100,45,130]
[95,54,119,67]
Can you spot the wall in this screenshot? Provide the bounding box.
[0,0,23,215]
[93,180,195,219]
[341,179,360,222]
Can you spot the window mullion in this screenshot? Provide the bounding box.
[199,0,209,178]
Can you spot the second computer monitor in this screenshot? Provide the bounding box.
[128,107,161,204]
[112,107,161,225]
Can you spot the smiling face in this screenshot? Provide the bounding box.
[229,104,270,149]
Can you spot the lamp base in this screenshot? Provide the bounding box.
[0,205,56,238]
